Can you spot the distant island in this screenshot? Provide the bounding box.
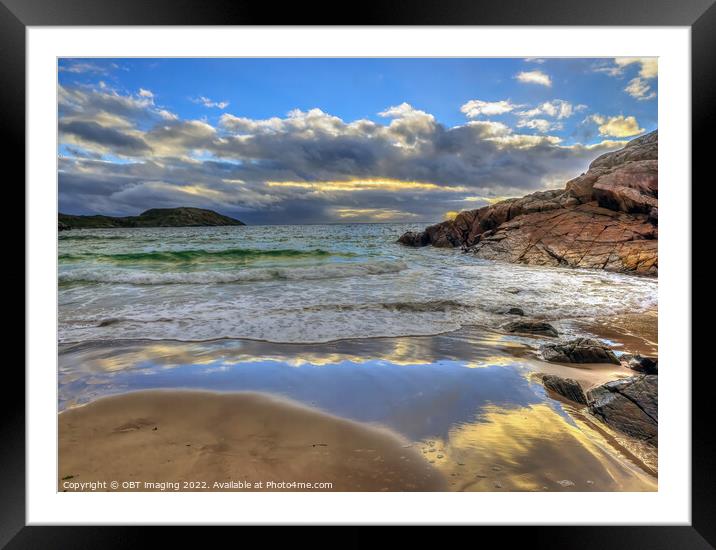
[58,207,245,230]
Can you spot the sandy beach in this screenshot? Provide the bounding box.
[59,390,446,492]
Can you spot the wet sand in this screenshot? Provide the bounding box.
[59,390,446,492]
[574,307,658,358]
[58,310,659,492]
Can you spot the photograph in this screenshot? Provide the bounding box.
[56,56,659,493]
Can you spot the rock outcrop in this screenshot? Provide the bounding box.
[541,373,658,446]
[587,375,658,446]
[58,207,245,230]
[398,130,658,275]
[503,320,559,337]
[621,354,659,375]
[542,375,588,404]
[541,338,620,364]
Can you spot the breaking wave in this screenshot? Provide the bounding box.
[59,260,408,285]
[59,247,352,263]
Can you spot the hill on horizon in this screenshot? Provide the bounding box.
[58,207,245,230]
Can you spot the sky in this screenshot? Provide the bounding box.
[58,57,657,224]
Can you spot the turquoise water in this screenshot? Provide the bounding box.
[58,223,658,344]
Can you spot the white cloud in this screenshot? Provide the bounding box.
[624,77,656,101]
[517,99,585,120]
[465,120,512,138]
[586,114,645,137]
[378,102,432,120]
[460,99,522,118]
[465,120,562,147]
[515,70,552,87]
[157,109,178,120]
[595,58,658,100]
[615,57,658,79]
[516,118,562,133]
[490,133,562,148]
[193,96,230,109]
[138,88,154,98]
[58,61,119,75]
[376,103,437,147]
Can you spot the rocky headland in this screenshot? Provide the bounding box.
[399,130,658,276]
[59,207,245,230]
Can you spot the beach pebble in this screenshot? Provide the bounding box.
[557,479,575,487]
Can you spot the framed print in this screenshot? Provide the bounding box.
[7,0,713,545]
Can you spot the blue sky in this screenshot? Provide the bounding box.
[58,57,657,224]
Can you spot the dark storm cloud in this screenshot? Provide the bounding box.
[58,85,630,223]
[60,120,151,155]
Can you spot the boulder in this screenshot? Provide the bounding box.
[397,230,430,247]
[588,130,658,170]
[504,320,558,337]
[649,207,658,224]
[624,354,658,374]
[587,375,658,446]
[541,338,620,364]
[542,375,588,404]
[592,160,658,214]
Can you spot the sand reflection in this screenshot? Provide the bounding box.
[419,403,656,491]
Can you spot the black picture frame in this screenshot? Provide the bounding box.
[5,0,711,545]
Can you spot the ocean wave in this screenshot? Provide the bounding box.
[80,299,467,330]
[300,299,468,313]
[59,247,351,263]
[58,260,408,285]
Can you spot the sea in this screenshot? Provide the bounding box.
[58,223,657,345]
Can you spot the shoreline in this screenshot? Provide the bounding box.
[58,302,658,349]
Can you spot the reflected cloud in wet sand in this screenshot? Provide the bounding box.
[420,403,656,492]
[59,327,656,491]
